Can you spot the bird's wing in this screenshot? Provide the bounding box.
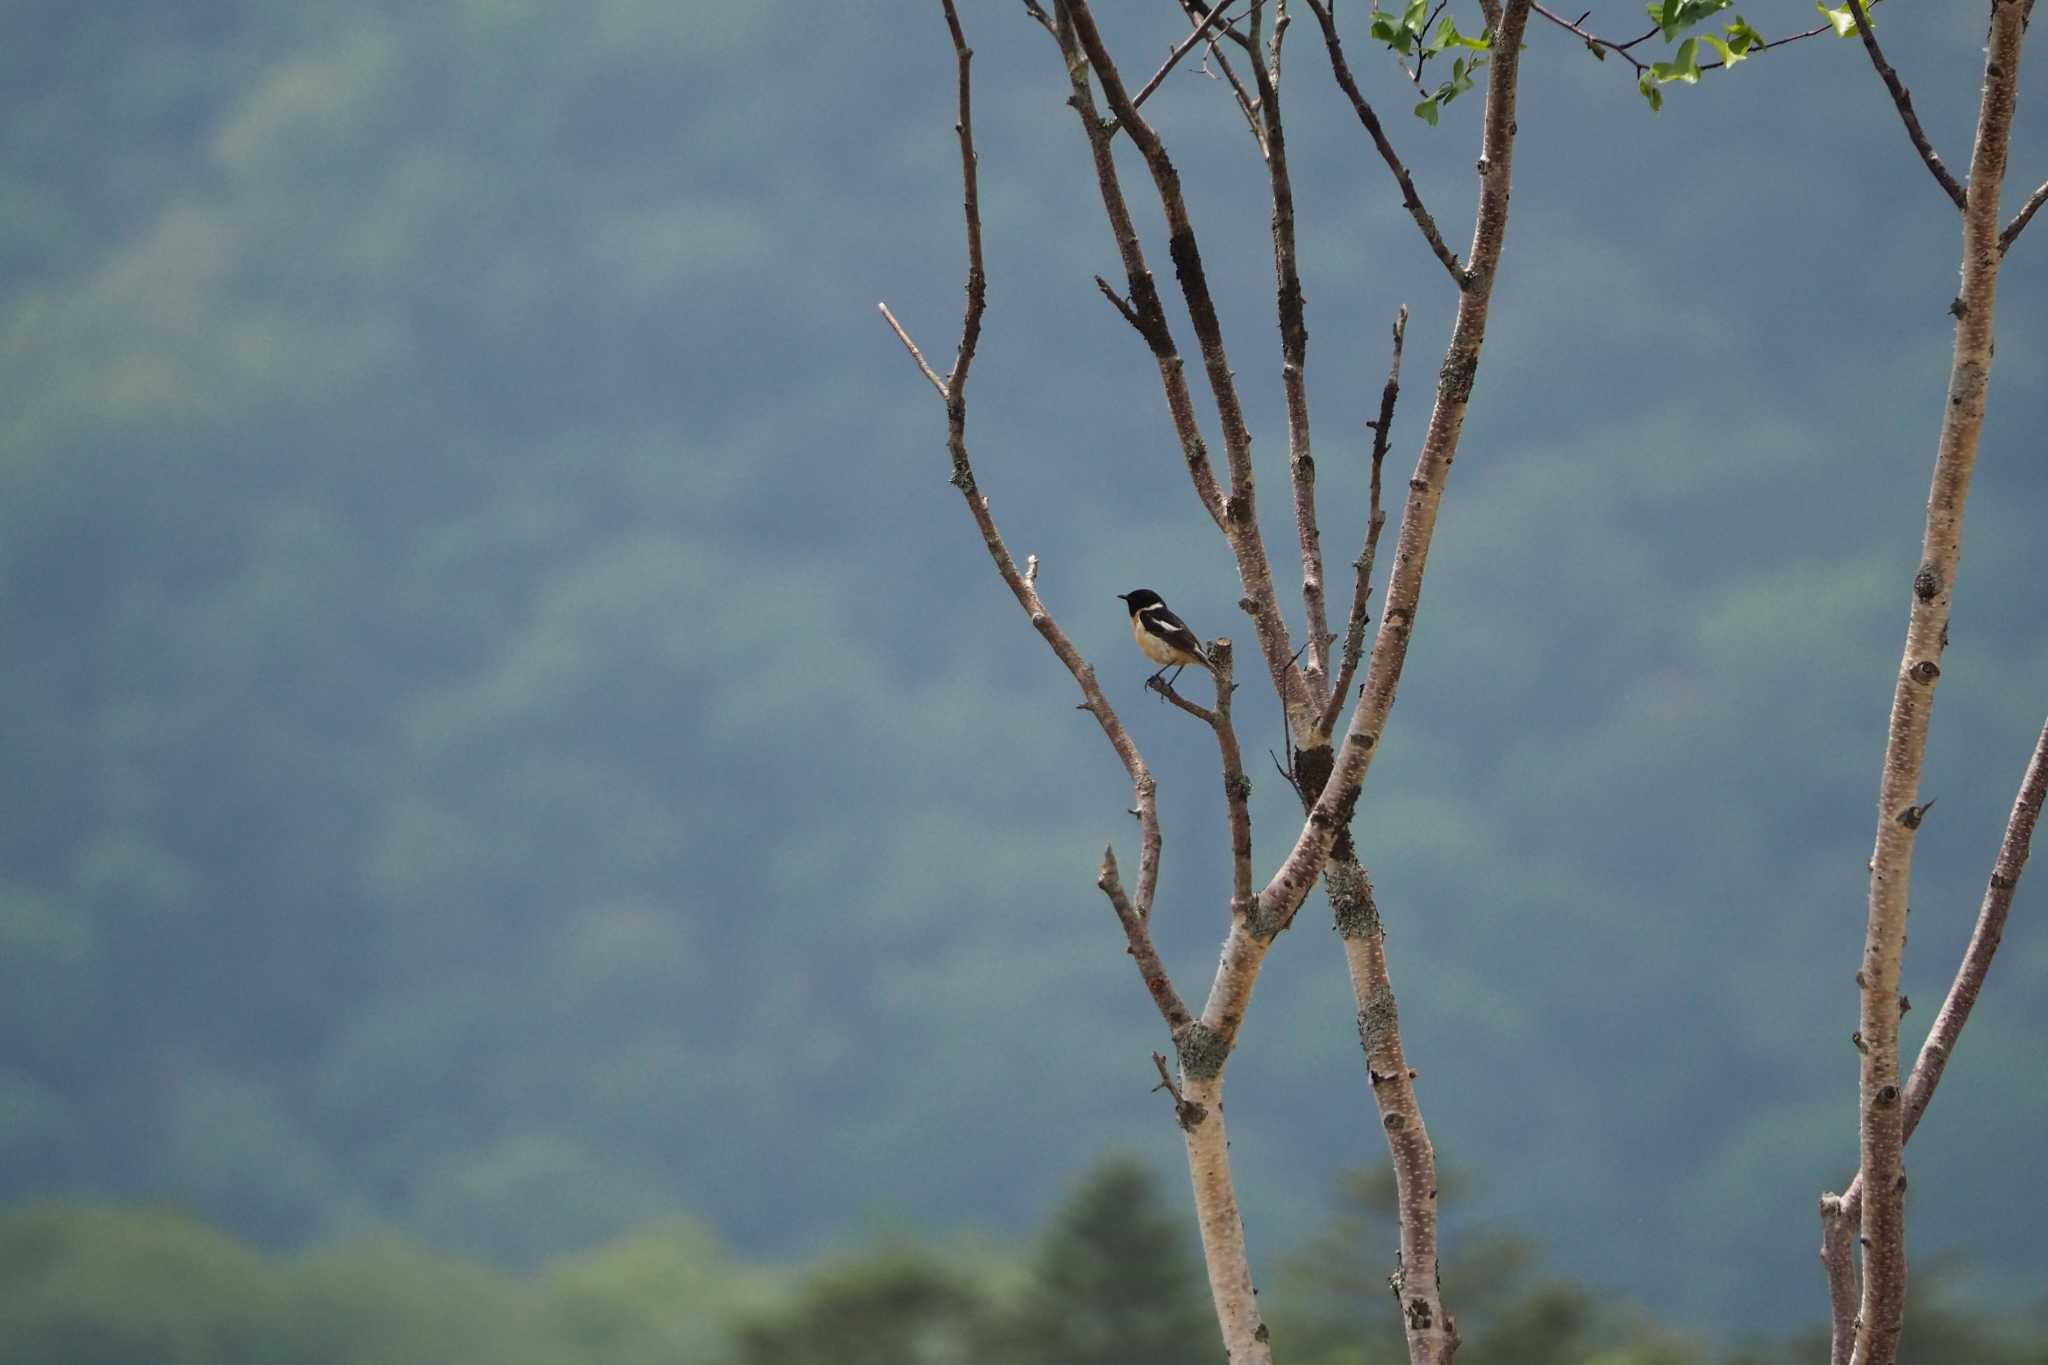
[1140,603,1207,657]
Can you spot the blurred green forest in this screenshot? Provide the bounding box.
[2,0,2046,1344]
[6,1159,2046,1364]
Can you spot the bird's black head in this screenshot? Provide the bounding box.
[1118,588,1163,616]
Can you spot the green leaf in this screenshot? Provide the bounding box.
[1426,15,1492,53]
[1699,33,1743,66]
[1725,15,1764,52]
[1638,72,1665,110]
[1586,38,1607,59]
[1414,95,1440,125]
[1647,0,1731,40]
[1817,2,1864,37]
[1649,36,1701,83]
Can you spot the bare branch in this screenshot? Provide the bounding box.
[1207,642,1256,913]
[1101,848,1195,1033]
[1819,1192,1858,1365]
[1210,43,1270,150]
[1260,0,1534,933]
[1322,306,1405,737]
[1173,0,1269,147]
[1845,0,1968,211]
[1052,1,1315,730]
[1330,854,1458,1364]
[1849,7,2030,1360]
[1093,273,1148,333]
[1133,0,1247,109]
[1229,2,1332,701]
[1039,15,1235,546]
[2001,176,2048,253]
[1824,714,2048,1353]
[878,303,949,396]
[885,0,1174,1057]
[1529,3,1653,73]
[1303,0,1464,287]
[1150,1050,1208,1127]
[942,0,987,393]
[1149,675,1220,724]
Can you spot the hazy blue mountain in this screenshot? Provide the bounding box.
[1,0,2043,1336]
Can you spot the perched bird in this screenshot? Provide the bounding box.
[1118,588,1213,689]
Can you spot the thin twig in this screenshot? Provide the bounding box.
[1150,675,1221,724]
[1845,0,1967,211]
[1102,848,1196,1032]
[1179,0,1259,54]
[1529,3,1651,72]
[1695,22,1828,68]
[1823,714,2048,1359]
[1302,0,1465,287]
[884,0,1175,1041]
[1133,0,1248,109]
[2002,177,2048,253]
[1151,1050,1208,1127]
[879,304,948,396]
[1196,11,1269,148]
[1406,0,1452,88]
[1321,306,1404,737]
[1530,4,1828,77]
[1093,274,1148,333]
[1819,1192,1858,1365]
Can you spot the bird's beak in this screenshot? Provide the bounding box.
[1116,593,1129,602]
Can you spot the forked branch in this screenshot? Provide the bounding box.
[1822,714,2048,1363]
[1259,0,1534,935]
[1846,5,2030,1361]
[1045,0,1316,730]
[1099,847,1195,1033]
[1132,0,1251,109]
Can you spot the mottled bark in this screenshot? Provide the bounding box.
[1847,6,2030,1362]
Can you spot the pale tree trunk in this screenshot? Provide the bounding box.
[1823,5,2037,1363]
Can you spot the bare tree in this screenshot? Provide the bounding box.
[882,3,2044,1363]
[1812,4,2045,1363]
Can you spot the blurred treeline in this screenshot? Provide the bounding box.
[6,0,2048,1339]
[7,1159,2044,1365]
